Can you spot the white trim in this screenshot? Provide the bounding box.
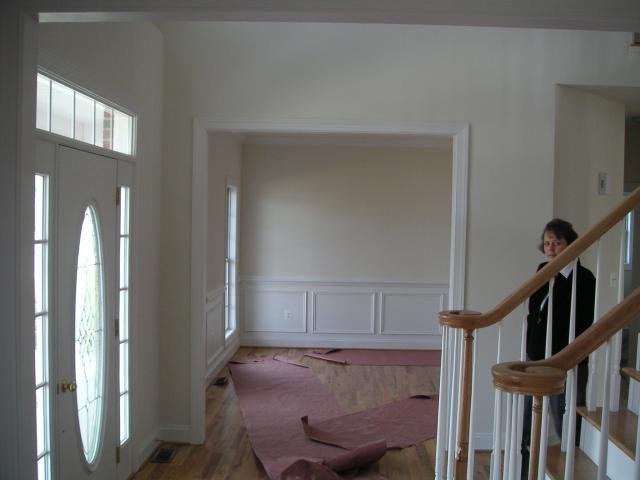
[191,117,468,447]
[242,132,452,149]
[242,288,308,333]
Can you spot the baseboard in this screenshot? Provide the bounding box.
[241,332,442,350]
[158,424,193,444]
[135,426,160,471]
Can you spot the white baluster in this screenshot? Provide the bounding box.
[598,339,612,480]
[587,240,603,411]
[563,259,578,480]
[628,334,640,416]
[516,394,524,480]
[536,277,554,480]
[538,397,550,480]
[447,328,461,477]
[515,306,527,479]
[467,333,478,480]
[509,394,519,480]
[435,325,450,479]
[634,378,640,480]
[609,222,627,411]
[503,393,513,479]
[490,323,504,480]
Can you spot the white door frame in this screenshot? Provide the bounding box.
[190,117,469,443]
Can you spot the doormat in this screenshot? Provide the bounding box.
[304,348,441,366]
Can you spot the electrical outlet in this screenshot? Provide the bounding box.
[610,272,618,288]
[284,310,293,321]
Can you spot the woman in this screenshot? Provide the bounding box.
[521,219,596,477]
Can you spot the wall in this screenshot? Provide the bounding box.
[159,22,640,444]
[205,133,242,380]
[239,142,451,347]
[37,22,165,469]
[241,143,451,280]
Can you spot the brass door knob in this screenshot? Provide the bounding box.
[60,381,77,393]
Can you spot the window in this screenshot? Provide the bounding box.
[36,72,134,155]
[224,185,238,336]
[34,174,52,480]
[118,187,131,445]
[625,210,634,269]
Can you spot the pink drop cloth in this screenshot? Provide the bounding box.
[229,356,438,480]
[304,348,441,366]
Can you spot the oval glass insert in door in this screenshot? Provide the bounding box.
[74,205,106,465]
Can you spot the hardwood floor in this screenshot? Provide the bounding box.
[133,347,492,479]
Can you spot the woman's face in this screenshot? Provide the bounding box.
[543,230,568,261]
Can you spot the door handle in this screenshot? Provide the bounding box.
[60,380,77,393]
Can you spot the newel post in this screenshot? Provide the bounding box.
[455,328,475,479]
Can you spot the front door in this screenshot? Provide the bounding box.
[57,145,118,479]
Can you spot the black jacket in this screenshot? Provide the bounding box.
[526,261,596,362]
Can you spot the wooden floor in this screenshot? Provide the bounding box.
[133,347,492,479]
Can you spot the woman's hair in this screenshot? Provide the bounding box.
[538,218,579,253]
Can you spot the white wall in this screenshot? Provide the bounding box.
[159,22,640,443]
[37,22,165,468]
[241,143,452,280]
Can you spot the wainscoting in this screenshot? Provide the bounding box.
[239,277,447,349]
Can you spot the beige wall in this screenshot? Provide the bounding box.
[241,143,451,282]
[554,86,626,312]
[207,134,243,292]
[38,22,164,464]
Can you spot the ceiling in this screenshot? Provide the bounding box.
[37,0,640,32]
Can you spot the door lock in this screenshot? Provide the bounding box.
[60,380,77,393]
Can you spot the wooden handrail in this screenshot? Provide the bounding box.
[440,187,640,330]
[492,287,640,395]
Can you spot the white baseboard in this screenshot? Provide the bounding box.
[158,424,193,444]
[135,426,160,471]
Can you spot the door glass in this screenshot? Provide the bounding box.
[75,206,106,465]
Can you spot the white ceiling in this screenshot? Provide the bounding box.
[38,0,640,32]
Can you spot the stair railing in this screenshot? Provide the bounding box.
[493,287,640,480]
[436,187,640,479]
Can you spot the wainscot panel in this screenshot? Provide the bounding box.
[240,278,447,349]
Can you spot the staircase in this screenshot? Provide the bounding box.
[435,188,640,480]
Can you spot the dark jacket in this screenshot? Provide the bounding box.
[526,261,596,362]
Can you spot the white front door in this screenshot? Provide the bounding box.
[57,145,118,479]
